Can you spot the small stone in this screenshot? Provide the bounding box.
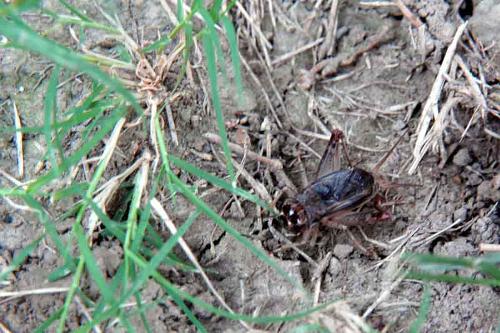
[434,237,474,257]
[392,119,406,131]
[333,243,354,259]
[477,180,500,202]
[492,174,500,189]
[190,115,200,128]
[328,256,342,277]
[453,207,468,222]
[227,201,245,219]
[467,173,482,187]
[471,216,498,243]
[452,148,472,166]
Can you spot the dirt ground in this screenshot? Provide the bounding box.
[0,0,499,332]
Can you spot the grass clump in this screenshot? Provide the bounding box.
[0,1,321,331]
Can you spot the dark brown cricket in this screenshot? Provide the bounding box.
[281,129,401,233]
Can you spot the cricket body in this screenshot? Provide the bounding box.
[282,129,397,232]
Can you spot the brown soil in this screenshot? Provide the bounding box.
[0,0,498,332]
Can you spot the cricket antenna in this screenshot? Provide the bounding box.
[373,129,409,173]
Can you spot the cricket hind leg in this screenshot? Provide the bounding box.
[319,206,391,258]
[315,129,353,179]
[372,129,409,174]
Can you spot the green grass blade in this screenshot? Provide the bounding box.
[405,271,500,287]
[52,182,89,202]
[74,222,114,303]
[201,31,235,183]
[124,209,201,298]
[409,283,432,333]
[43,65,62,174]
[291,324,330,333]
[155,117,304,294]
[0,235,43,282]
[130,251,332,323]
[142,35,171,54]
[0,0,40,15]
[176,0,184,21]
[48,261,76,282]
[221,16,244,102]
[123,162,149,288]
[209,0,223,20]
[0,16,141,113]
[21,194,75,268]
[169,155,272,211]
[72,209,204,331]
[404,252,500,282]
[198,8,227,80]
[33,307,64,333]
[58,0,91,22]
[27,106,126,193]
[131,171,162,253]
[88,200,191,270]
[134,292,153,333]
[170,173,307,294]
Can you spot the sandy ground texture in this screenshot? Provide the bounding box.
[0,0,499,332]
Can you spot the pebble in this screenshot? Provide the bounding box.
[477,180,500,202]
[190,115,200,128]
[453,206,468,222]
[452,148,472,166]
[328,256,342,277]
[333,243,354,259]
[467,173,482,187]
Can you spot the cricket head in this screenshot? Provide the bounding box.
[281,201,308,230]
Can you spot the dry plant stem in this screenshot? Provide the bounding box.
[362,275,405,319]
[148,96,161,172]
[409,22,467,175]
[367,226,420,272]
[484,127,500,139]
[318,0,339,60]
[479,243,500,253]
[0,168,24,187]
[268,224,318,267]
[235,1,272,68]
[274,168,298,196]
[85,117,126,239]
[232,158,272,202]
[94,2,140,57]
[75,295,103,333]
[150,199,253,331]
[286,132,322,159]
[0,287,69,300]
[359,1,397,8]
[357,226,391,249]
[2,196,34,212]
[413,218,464,248]
[271,38,324,66]
[332,302,372,333]
[11,100,23,178]
[312,25,394,78]
[163,99,179,146]
[159,0,179,25]
[454,54,488,118]
[204,133,283,170]
[312,252,332,306]
[247,38,290,125]
[0,321,13,333]
[240,55,283,128]
[393,0,424,28]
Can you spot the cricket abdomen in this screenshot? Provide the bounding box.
[297,168,374,221]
